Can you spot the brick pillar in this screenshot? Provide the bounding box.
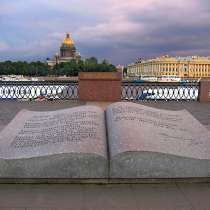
[199,79,210,102]
[79,72,122,102]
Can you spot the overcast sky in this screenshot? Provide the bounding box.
[0,0,210,65]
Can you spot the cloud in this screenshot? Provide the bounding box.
[0,41,9,52]
[0,0,210,64]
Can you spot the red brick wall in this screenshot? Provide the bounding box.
[79,72,122,102]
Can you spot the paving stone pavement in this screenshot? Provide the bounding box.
[0,183,209,210]
[0,101,210,130]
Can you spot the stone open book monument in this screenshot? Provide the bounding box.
[0,102,210,179]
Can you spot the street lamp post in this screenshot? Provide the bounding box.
[55,53,59,76]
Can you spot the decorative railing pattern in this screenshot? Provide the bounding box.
[0,81,78,100]
[122,81,199,101]
[0,80,200,101]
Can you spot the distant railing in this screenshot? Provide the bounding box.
[0,81,78,100]
[0,80,200,101]
[122,81,200,101]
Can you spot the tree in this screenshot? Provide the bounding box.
[0,57,116,76]
[0,61,50,76]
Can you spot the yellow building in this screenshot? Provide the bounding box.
[128,55,210,79]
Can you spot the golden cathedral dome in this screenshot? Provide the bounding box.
[63,33,74,45]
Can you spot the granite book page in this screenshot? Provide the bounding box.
[0,106,107,178]
[106,102,210,178]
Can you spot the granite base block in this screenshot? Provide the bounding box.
[0,154,108,178]
[110,151,210,178]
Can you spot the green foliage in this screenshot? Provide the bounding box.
[53,57,116,76]
[0,61,49,76]
[0,57,116,76]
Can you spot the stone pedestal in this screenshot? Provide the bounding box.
[199,79,210,102]
[79,72,122,102]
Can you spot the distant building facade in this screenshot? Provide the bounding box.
[47,33,81,67]
[128,55,210,78]
[116,64,124,73]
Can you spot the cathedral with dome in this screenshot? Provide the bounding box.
[47,33,81,67]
